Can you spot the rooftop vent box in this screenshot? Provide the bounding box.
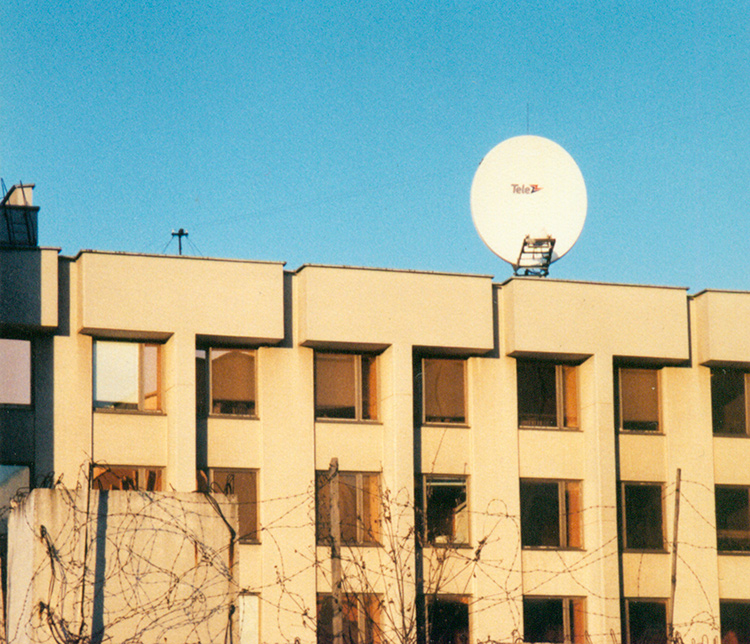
[1,184,38,247]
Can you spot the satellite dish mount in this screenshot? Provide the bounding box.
[515,235,556,277]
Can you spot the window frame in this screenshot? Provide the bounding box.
[618,367,661,433]
[196,347,258,418]
[0,337,32,407]
[711,367,750,436]
[623,598,668,644]
[314,351,379,422]
[715,485,750,553]
[93,339,162,412]
[621,482,666,552]
[422,357,468,425]
[199,467,260,543]
[91,464,164,491]
[522,596,586,644]
[423,475,470,547]
[316,470,381,546]
[520,479,583,550]
[517,361,579,430]
[316,593,381,644]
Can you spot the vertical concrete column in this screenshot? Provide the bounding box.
[164,331,197,491]
[663,365,720,641]
[259,346,316,644]
[379,342,417,643]
[579,353,622,641]
[470,353,524,641]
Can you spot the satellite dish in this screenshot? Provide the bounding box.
[470,135,587,275]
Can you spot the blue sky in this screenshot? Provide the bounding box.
[3,1,749,291]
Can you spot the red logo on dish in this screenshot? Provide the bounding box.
[511,184,542,194]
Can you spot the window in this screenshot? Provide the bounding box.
[315,352,378,420]
[520,480,582,549]
[619,368,660,431]
[317,594,380,644]
[622,483,664,551]
[316,471,380,545]
[720,601,750,644]
[94,340,161,411]
[427,596,469,644]
[0,338,31,405]
[624,599,667,644]
[517,361,578,429]
[200,468,259,543]
[196,348,257,417]
[523,597,585,644]
[715,486,750,552]
[424,476,468,546]
[91,465,163,491]
[712,368,748,435]
[423,358,466,424]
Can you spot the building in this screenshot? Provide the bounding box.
[1,183,749,644]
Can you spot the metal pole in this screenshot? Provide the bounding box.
[667,468,682,643]
[328,458,343,644]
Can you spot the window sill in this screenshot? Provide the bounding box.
[238,539,261,546]
[422,422,470,429]
[522,546,586,552]
[619,429,664,436]
[0,403,33,410]
[425,542,472,550]
[316,541,382,548]
[315,418,382,426]
[622,548,668,554]
[519,425,581,432]
[717,550,750,555]
[207,413,259,420]
[94,408,165,416]
[713,432,750,438]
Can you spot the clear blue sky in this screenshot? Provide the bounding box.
[3,1,749,291]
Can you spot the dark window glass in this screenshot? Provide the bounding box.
[521,480,583,549]
[712,369,747,435]
[518,362,557,427]
[521,481,560,547]
[626,600,667,644]
[524,598,564,643]
[427,598,468,644]
[425,477,468,545]
[716,486,750,551]
[623,484,664,550]
[720,602,750,644]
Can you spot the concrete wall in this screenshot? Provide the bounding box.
[4,248,750,643]
[7,488,237,644]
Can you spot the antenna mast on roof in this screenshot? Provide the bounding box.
[171,228,188,256]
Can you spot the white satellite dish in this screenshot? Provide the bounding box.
[470,135,587,275]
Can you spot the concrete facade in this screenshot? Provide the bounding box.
[1,186,749,643]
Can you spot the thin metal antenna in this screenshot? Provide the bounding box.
[526,103,530,134]
[171,228,188,256]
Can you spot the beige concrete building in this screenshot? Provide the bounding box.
[1,183,749,644]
